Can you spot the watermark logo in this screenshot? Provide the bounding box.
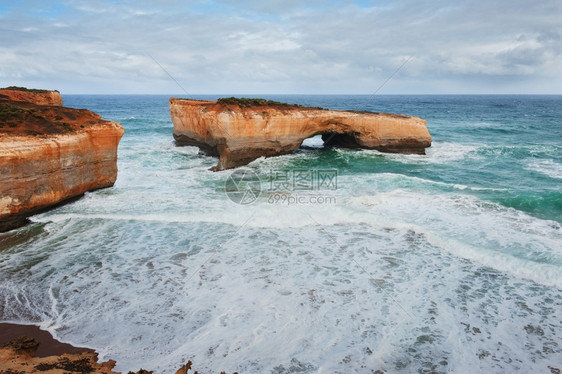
[226,169,337,205]
[224,169,262,205]
[268,169,337,192]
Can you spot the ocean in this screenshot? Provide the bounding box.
[0,95,561,373]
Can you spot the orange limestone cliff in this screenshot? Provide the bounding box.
[0,87,124,232]
[170,97,431,171]
[0,86,64,106]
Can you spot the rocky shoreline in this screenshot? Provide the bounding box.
[0,323,201,374]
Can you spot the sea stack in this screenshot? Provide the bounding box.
[0,87,125,232]
[170,97,432,171]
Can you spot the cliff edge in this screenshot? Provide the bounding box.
[0,87,125,232]
[170,97,431,171]
[0,86,63,106]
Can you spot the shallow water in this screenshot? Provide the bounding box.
[1,95,561,373]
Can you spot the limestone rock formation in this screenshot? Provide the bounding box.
[170,97,431,171]
[0,88,124,232]
[0,86,64,106]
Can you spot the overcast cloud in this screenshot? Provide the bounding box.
[1,0,561,94]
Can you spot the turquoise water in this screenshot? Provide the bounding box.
[0,95,561,373]
[68,94,562,223]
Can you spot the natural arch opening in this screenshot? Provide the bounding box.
[300,132,363,150]
[300,134,325,149]
[321,132,362,148]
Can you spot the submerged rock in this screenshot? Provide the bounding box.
[170,97,432,171]
[0,87,124,232]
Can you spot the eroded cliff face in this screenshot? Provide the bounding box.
[0,88,124,232]
[170,98,432,171]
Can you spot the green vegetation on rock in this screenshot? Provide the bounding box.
[0,103,25,128]
[1,86,53,93]
[217,97,304,108]
[0,103,73,135]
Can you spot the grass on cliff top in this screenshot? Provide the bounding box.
[217,97,301,108]
[217,97,323,110]
[0,103,74,135]
[0,103,26,118]
[1,86,55,93]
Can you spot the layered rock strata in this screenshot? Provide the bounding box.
[0,87,124,232]
[170,97,431,170]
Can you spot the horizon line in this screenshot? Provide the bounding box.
[58,93,562,96]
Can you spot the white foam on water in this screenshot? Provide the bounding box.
[354,172,508,192]
[423,142,482,163]
[525,159,562,179]
[30,191,562,293]
[2,212,561,373]
[29,168,561,292]
[3,134,562,373]
[360,142,481,165]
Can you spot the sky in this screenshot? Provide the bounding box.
[0,0,561,94]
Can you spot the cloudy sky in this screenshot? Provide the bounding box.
[1,0,561,94]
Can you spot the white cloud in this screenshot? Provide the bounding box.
[0,0,561,93]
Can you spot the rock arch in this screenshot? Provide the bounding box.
[170,98,432,171]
